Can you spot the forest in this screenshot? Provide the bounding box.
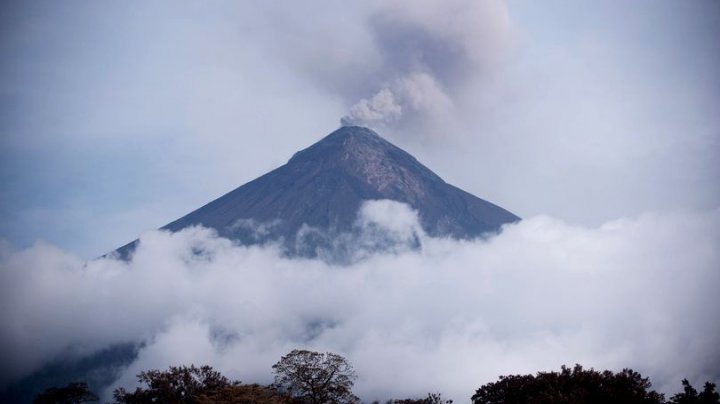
[32,349,718,404]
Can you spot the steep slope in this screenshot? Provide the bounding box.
[116,126,518,259]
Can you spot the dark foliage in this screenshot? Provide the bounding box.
[33,382,98,403]
[112,364,238,404]
[669,380,720,404]
[193,383,292,403]
[272,349,359,404]
[384,392,453,403]
[471,364,665,404]
[68,356,718,404]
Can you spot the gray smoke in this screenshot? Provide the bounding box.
[340,73,453,128]
[341,0,513,129]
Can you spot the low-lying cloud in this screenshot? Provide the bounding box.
[1,202,719,402]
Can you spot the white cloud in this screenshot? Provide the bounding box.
[1,203,718,401]
[357,199,422,236]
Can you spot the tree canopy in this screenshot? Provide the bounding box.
[112,364,238,404]
[192,383,291,404]
[669,380,720,404]
[32,355,718,404]
[382,392,453,403]
[472,364,665,404]
[33,382,98,404]
[272,349,359,404]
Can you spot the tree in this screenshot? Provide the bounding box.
[112,364,238,403]
[669,380,720,404]
[33,382,99,404]
[471,364,664,404]
[272,349,359,404]
[699,382,720,404]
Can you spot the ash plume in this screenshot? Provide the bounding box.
[341,0,513,130]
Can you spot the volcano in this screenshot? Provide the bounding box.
[2,127,521,402]
[116,126,518,260]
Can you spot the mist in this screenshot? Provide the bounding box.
[1,202,718,402]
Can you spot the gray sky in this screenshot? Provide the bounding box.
[1,0,719,258]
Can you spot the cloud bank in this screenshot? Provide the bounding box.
[1,202,719,401]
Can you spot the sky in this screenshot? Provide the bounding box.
[0,0,717,259]
[0,0,719,402]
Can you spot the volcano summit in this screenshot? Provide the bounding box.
[116,126,518,260]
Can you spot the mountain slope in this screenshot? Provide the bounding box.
[116,126,518,259]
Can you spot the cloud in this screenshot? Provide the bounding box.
[356,199,422,237]
[1,203,719,401]
[327,200,425,262]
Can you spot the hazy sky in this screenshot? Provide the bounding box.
[1,1,719,401]
[1,0,718,258]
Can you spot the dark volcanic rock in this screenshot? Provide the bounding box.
[116,126,518,260]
